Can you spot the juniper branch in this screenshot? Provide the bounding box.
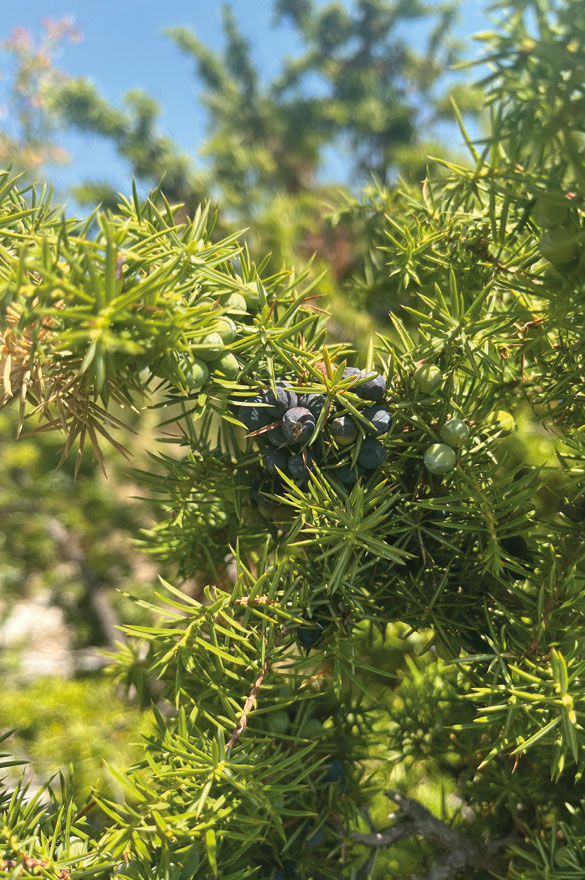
[352,791,512,880]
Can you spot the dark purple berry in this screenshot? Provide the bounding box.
[281,406,315,443]
[263,448,289,475]
[238,396,271,431]
[362,405,392,436]
[331,415,357,446]
[263,385,298,417]
[288,451,314,482]
[356,371,386,402]
[342,366,362,380]
[267,426,287,447]
[335,463,360,486]
[358,438,386,469]
[325,760,345,785]
[296,620,325,652]
[298,393,325,418]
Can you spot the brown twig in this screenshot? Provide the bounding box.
[0,857,70,879]
[352,790,511,880]
[225,658,269,753]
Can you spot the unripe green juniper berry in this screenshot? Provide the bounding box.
[225,292,247,313]
[358,437,386,469]
[424,443,457,474]
[281,406,315,443]
[440,418,469,448]
[298,393,325,418]
[264,385,298,417]
[533,196,568,229]
[331,415,357,446]
[362,404,392,435]
[539,227,579,265]
[267,710,290,734]
[213,316,237,343]
[179,356,208,390]
[263,447,289,475]
[196,332,224,361]
[211,352,239,379]
[413,364,443,393]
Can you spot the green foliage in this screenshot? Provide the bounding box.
[2,0,585,878]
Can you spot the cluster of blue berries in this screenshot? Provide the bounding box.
[237,368,392,493]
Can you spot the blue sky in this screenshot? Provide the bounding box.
[0,0,492,201]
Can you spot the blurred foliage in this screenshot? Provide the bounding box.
[0,678,149,806]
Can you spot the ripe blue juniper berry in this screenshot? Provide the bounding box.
[263,447,289,475]
[298,393,325,418]
[358,437,386,469]
[362,404,392,436]
[238,396,272,431]
[264,384,298,417]
[281,406,315,443]
[267,425,287,447]
[288,451,313,482]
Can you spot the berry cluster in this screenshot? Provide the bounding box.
[238,368,393,503]
[413,365,469,476]
[533,195,581,267]
[166,278,264,393]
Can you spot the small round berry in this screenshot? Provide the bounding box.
[213,316,237,344]
[238,397,271,431]
[180,357,208,390]
[225,292,247,313]
[335,463,361,485]
[356,371,386,401]
[325,759,345,785]
[267,425,287,447]
[413,364,443,393]
[296,620,325,652]
[288,451,314,482]
[298,393,325,419]
[263,448,289,475]
[196,332,224,362]
[211,352,240,379]
[264,385,298,417]
[539,227,579,265]
[242,280,261,309]
[302,718,324,738]
[267,710,290,734]
[281,406,315,443]
[533,196,568,229]
[440,419,469,448]
[358,437,386,469]
[331,415,358,446]
[424,443,457,475]
[342,366,362,380]
[362,405,392,436]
